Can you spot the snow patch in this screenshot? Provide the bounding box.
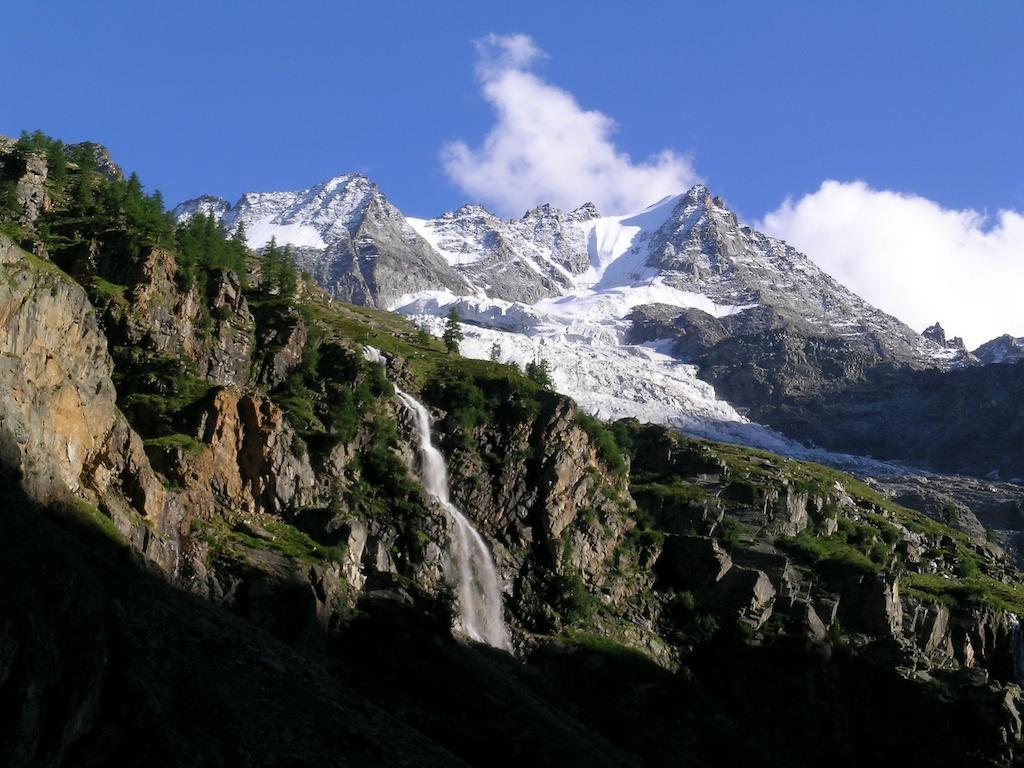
[243,219,326,250]
[407,217,487,266]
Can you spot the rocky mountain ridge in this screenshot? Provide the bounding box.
[176,179,961,366]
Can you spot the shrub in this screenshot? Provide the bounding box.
[555,569,598,626]
[574,411,627,475]
[716,515,750,550]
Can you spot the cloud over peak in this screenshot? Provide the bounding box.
[760,180,1024,348]
[442,34,699,217]
[441,36,1022,347]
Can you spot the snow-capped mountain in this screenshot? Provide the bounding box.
[175,175,972,473]
[402,186,952,367]
[174,194,230,223]
[176,177,952,366]
[406,202,595,303]
[974,334,1024,365]
[173,174,468,307]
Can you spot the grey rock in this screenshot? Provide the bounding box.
[67,141,124,180]
[975,334,1024,366]
[0,234,180,573]
[14,152,48,227]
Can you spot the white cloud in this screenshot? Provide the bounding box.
[760,181,1024,349]
[442,34,699,217]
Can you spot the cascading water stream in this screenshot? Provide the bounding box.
[363,347,510,650]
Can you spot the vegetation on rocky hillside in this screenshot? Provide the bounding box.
[4,133,1024,766]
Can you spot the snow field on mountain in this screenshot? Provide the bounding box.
[404,306,904,477]
[406,216,489,267]
[243,220,326,249]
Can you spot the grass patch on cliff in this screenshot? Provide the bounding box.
[65,498,123,544]
[903,572,1024,615]
[298,293,548,422]
[564,631,656,668]
[421,361,551,450]
[631,481,711,506]
[298,298,445,369]
[777,529,880,575]
[228,519,346,564]
[574,412,627,476]
[144,433,205,455]
[88,275,128,306]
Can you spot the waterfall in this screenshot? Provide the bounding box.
[363,347,510,650]
[1011,614,1024,685]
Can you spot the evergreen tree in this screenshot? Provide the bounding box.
[123,172,145,234]
[525,358,553,388]
[146,190,173,243]
[71,146,97,212]
[278,244,298,300]
[45,141,67,190]
[489,342,501,362]
[73,165,93,211]
[442,308,464,354]
[14,131,33,153]
[231,220,247,247]
[261,236,279,291]
[260,237,297,299]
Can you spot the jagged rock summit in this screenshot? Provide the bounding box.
[174,173,469,308]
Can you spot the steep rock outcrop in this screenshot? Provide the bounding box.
[155,387,316,520]
[975,334,1024,366]
[83,246,257,388]
[14,152,48,227]
[0,235,180,572]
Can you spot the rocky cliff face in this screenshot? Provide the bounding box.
[0,236,181,573]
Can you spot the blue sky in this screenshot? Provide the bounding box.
[2,0,1019,217]
[3,0,1022,342]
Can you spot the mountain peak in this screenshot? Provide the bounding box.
[172,194,231,223]
[447,203,499,220]
[319,171,373,189]
[683,183,713,205]
[974,334,1024,365]
[923,322,948,345]
[571,202,600,221]
[521,202,559,219]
